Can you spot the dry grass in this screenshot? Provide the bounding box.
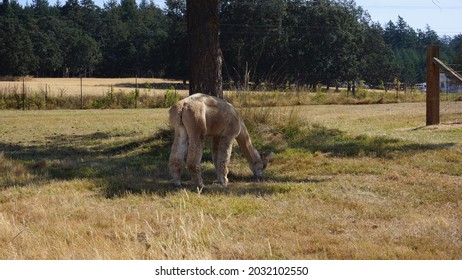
[1,77,431,110]
[0,77,188,97]
[0,78,189,109]
[0,102,461,259]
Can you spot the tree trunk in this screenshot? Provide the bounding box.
[187,0,223,98]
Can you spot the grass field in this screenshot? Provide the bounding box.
[1,101,461,259]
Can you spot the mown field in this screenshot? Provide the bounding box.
[1,99,461,259]
[0,77,188,110]
[0,77,187,96]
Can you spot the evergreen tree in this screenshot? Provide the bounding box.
[451,35,462,70]
[163,0,187,79]
[31,17,64,76]
[0,0,457,83]
[220,0,287,86]
[0,15,37,75]
[99,0,129,76]
[360,23,395,87]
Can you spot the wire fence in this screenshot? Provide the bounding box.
[440,77,462,124]
[0,77,188,110]
[0,77,443,113]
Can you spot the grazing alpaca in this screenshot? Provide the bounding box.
[168,93,273,188]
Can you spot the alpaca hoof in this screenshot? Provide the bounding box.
[216,177,228,188]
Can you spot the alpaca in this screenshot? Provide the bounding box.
[168,93,273,188]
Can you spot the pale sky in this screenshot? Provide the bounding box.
[15,0,462,37]
[355,0,462,36]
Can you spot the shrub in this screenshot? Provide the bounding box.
[91,91,113,109]
[163,86,180,108]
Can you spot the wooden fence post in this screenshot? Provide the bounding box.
[426,45,440,126]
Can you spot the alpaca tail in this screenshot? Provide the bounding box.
[168,102,184,128]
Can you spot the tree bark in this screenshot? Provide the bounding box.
[187,0,223,98]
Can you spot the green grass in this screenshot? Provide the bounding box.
[0,102,461,259]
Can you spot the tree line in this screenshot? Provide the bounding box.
[1,0,462,89]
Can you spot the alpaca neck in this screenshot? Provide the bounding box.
[235,121,260,165]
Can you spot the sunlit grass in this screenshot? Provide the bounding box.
[0,102,461,259]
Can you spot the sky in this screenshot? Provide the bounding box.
[15,0,462,37]
[355,0,462,37]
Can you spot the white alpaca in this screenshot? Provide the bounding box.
[168,93,273,188]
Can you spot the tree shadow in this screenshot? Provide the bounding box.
[1,123,455,197]
[289,123,455,158]
[0,128,175,197]
[1,127,304,198]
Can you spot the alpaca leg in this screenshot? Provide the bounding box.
[211,136,220,169]
[216,136,234,187]
[186,136,205,188]
[168,126,188,187]
[182,105,207,188]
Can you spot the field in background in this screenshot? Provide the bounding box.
[1,102,461,259]
[0,77,188,97]
[0,77,434,111]
[0,77,188,109]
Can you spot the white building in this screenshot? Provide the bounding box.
[440,73,462,94]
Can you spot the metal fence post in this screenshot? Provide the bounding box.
[80,75,83,109]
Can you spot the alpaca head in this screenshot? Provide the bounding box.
[250,151,274,181]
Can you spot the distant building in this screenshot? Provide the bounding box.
[415,83,426,92]
[440,73,462,94]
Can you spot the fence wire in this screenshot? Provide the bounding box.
[440,76,462,124]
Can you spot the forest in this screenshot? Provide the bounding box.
[1,0,462,89]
